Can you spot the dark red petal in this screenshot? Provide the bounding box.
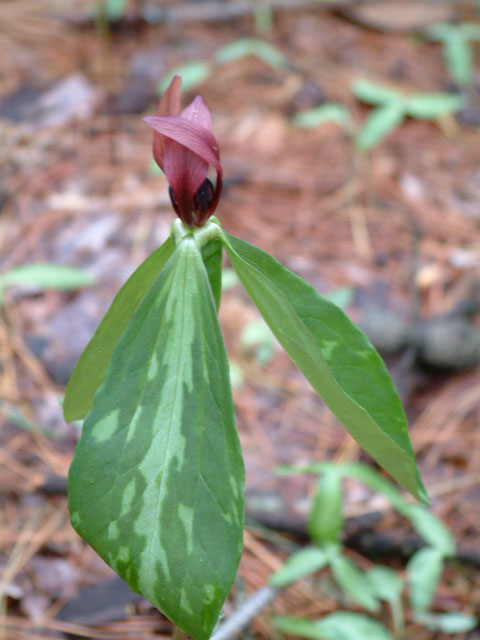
[143,116,221,172]
[156,75,182,118]
[151,75,182,169]
[163,139,209,227]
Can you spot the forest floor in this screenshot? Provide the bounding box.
[1,1,480,638]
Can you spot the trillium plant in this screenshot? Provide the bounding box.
[64,75,427,640]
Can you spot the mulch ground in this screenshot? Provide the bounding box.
[1,1,480,638]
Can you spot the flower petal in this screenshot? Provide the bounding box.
[163,139,208,227]
[143,116,221,172]
[180,95,212,131]
[152,75,182,169]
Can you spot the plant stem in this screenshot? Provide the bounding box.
[172,623,189,640]
[391,596,405,640]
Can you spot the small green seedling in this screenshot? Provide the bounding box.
[353,79,464,151]
[427,22,480,87]
[271,462,476,639]
[291,103,353,132]
[159,38,287,95]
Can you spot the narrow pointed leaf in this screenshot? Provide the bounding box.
[353,80,403,106]
[356,103,405,151]
[275,613,394,640]
[407,548,444,612]
[444,33,473,86]
[366,567,403,603]
[292,103,352,130]
[406,93,464,119]
[330,554,379,612]
[308,467,344,545]
[68,238,244,640]
[270,546,330,587]
[401,504,455,555]
[64,236,174,421]
[413,612,477,633]
[3,262,95,291]
[222,233,426,501]
[215,38,287,69]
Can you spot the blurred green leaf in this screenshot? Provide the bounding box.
[148,157,163,176]
[426,23,453,40]
[1,263,95,306]
[330,554,379,612]
[356,103,405,151]
[221,268,240,291]
[308,467,344,546]
[366,567,403,603]
[254,6,273,34]
[159,61,212,94]
[270,546,330,587]
[215,38,287,69]
[104,0,128,21]
[353,80,403,106]
[461,22,480,41]
[275,612,394,640]
[241,318,275,364]
[292,103,352,130]
[324,287,353,310]
[228,359,243,389]
[406,93,464,119]
[407,547,444,612]
[444,33,473,86]
[414,611,478,633]
[401,504,455,555]
[339,463,410,511]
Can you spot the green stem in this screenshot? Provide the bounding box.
[390,596,405,640]
[171,218,222,248]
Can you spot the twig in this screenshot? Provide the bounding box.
[211,585,279,640]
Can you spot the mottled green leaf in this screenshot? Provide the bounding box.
[407,548,444,612]
[64,236,174,421]
[353,80,403,106]
[68,238,244,640]
[215,38,287,69]
[308,467,344,546]
[275,612,394,640]
[222,233,427,501]
[406,93,464,119]
[330,554,379,611]
[201,237,223,311]
[270,546,330,587]
[356,103,405,151]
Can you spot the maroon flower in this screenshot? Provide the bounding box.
[143,75,223,228]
